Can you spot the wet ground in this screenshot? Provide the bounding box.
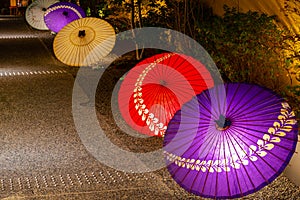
[0,16,300,200]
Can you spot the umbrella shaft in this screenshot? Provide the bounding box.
[78,30,86,37]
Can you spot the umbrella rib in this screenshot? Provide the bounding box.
[163,87,180,128]
[141,66,158,82]
[200,90,219,120]
[221,83,230,116]
[165,118,211,146]
[73,45,80,66]
[142,85,161,135]
[238,126,297,160]
[227,84,258,118]
[225,83,240,111]
[170,54,207,84]
[170,72,212,83]
[167,132,206,192]
[169,54,193,80]
[147,85,174,135]
[197,129,222,161]
[127,105,144,132]
[88,44,99,66]
[236,121,296,130]
[223,131,243,197]
[158,58,168,80]
[58,43,74,65]
[157,87,170,131]
[87,49,100,67]
[236,110,289,122]
[83,44,92,66]
[225,83,241,119]
[215,84,225,119]
[172,54,185,71]
[225,129,260,193]
[173,88,197,104]
[165,121,211,154]
[231,97,281,120]
[231,101,283,122]
[176,129,221,194]
[163,126,198,152]
[225,127,280,187]
[199,131,221,196]
[181,99,213,120]
[155,87,164,132]
[153,63,170,87]
[236,121,291,129]
[85,40,100,66]
[215,133,223,198]
[231,125,297,161]
[178,95,214,122]
[222,132,231,197]
[167,121,219,173]
[230,89,280,120]
[233,122,298,146]
[182,73,211,94]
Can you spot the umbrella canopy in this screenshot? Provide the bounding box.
[44,2,86,33]
[25,0,58,30]
[53,17,116,67]
[118,53,214,137]
[163,83,298,199]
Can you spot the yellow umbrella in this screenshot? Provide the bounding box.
[53,17,116,67]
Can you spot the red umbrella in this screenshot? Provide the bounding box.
[118,53,214,137]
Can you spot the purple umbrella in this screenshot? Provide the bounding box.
[163,83,298,199]
[44,2,86,33]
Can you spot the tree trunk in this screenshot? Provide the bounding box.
[130,0,144,60]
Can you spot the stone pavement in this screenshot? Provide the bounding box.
[1,16,300,200]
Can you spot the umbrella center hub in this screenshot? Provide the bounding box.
[78,30,86,38]
[159,80,167,86]
[63,11,68,16]
[42,8,47,12]
[215,115,231,131]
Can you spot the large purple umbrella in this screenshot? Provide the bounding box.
[44,2,86,33]
[163,83,298,199]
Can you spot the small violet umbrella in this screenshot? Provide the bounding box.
[44,2,86,33]
[118,53,214,137]
[163,83,298,199]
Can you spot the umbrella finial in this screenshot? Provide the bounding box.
[215,114,231,131]
[63,11,68,16]
[160,80,167,86]
[42,8,47,12]
[78,30,86,38]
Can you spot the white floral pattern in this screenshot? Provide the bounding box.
[133,53,174,136]
[164,102,297,173]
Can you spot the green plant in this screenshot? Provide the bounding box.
[192,5,299,115]
[196,6,285,85]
